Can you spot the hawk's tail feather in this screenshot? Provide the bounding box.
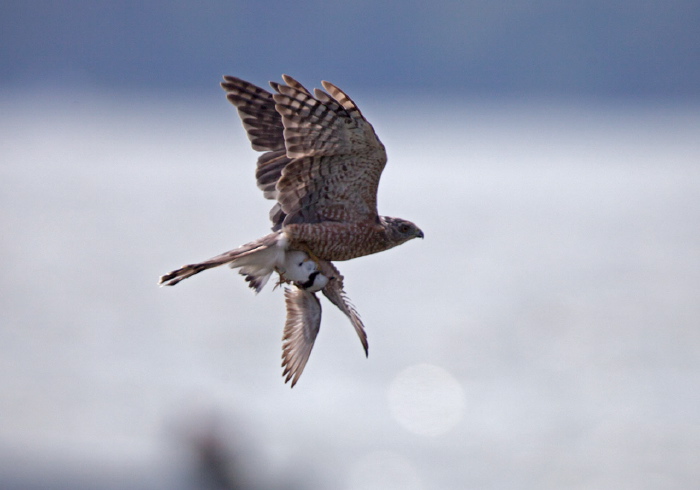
[159,259,227,287]
[159,232,283,290]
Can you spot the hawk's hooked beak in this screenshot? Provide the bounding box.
[416,229,424,239]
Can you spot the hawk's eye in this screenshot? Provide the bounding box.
[399,223,411,234]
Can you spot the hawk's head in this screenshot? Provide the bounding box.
[381,216,424,246]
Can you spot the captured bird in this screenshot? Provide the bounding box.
[159,75,423,386]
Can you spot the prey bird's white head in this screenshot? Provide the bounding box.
[280,251,329,292]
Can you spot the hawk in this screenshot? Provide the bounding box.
[159,75,423,386]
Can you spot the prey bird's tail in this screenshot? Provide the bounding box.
[159,232,285,291]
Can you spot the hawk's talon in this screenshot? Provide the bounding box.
[273,267,293,290]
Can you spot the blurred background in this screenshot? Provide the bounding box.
[1,1,699,488]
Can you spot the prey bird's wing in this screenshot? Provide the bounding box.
[281,287,322,387]
[318,261,369,356]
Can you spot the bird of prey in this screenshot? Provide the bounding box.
[159,75,423,386]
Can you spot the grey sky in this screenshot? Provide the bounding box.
[2,0,699,97]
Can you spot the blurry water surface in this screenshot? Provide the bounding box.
[1,90,698,489]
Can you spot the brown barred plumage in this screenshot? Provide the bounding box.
[160,75,423,387]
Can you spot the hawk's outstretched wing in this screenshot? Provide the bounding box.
[221,75,387,229]
[272,76,387,226]
[220,76,290,218]
[220,76,285,152]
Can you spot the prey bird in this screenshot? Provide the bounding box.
[159,75,423,386]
